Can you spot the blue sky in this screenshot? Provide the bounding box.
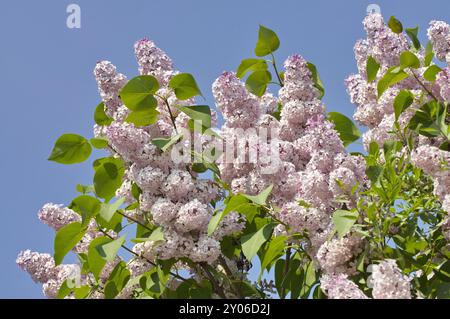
[1,0,449,298]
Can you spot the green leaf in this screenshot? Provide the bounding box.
[97,236,125,262]
[87,236,111,280]
[93,159,125,201]
[388,16,403,34]
[119,75,159,111]
[189,280,212,299]
[254,25,280,57]
[377,67,409,98]
[104,261,130,299]
[76,184,95,195]
[132,227,165,243]
[242,184,273,205]
[328,112,361,146]
[423,65,443,82]
[70,195,101,227]
[57,279,73,299]
[245,70,271,97]
[99,197,125,223]
[90,137,109,149]
[299,262,317,298]
[179,105,211,128]
[54,222,86,265]
[131,183,142,201]
[168,73,202,100]
[94,102,113,126]
[74,285,91,299]
[207,195,250,235]
[400,51,420,69]
[96,210,122,233]
[393,90,414,120]
[366,164,383,183]
[366,56,380,82]
[48,134,92,164]
[405,27,421,50]
[306,62,325,99]
[424,41,434,66]
[259,236,287,279]
[241,223,275,261]
[152,133,183,152]
[332,210,359,238]
[236,58,267,78]
[125,108,160,127]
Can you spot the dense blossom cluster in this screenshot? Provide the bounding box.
[18,39,245,298]
[213,54,368,278]
[346,13,450,238]
[104,39,244,267]
[18,204,118,298]
[370,259,412,299]
[16,250,81,298]
[320,259,411,299]
[341,12,450,299]
[345,13,422,151]
[320,272,368,299]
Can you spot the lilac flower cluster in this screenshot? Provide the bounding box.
[345,13,427,151]
[16,250,82,298]
[97,38,243,267]
[347,13,450,242]
[321,259,411,299]
[213,54,367,276]
[370,259,412,299]
[18,204,118,298]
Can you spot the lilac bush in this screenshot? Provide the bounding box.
[17,12,450,299]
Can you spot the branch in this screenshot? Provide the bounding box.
[200,263,227,299]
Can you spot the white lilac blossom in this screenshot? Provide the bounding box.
[371,259,412,299]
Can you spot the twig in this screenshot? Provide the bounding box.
[412,71,439,101]
[280,248,291,299]
[200,263,227,299]
[270,53,284,87]
[117,211,153,232]
[156,94,178,133]
[218,256,243,298]
[98,229,194,286]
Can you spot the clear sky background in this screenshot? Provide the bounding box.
[1,0,449,298]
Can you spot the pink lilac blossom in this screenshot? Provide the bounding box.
[93,60,128,120]
[427,21,450,61]
[371,259,412,299]
[213,52,367,277]
[20,38,240,298]
[16,250,82,298]
[316,235,363,275]
[38,203,81,231]
[435,68,450,101]
[320,273,368,299]
[134,38,173,85]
